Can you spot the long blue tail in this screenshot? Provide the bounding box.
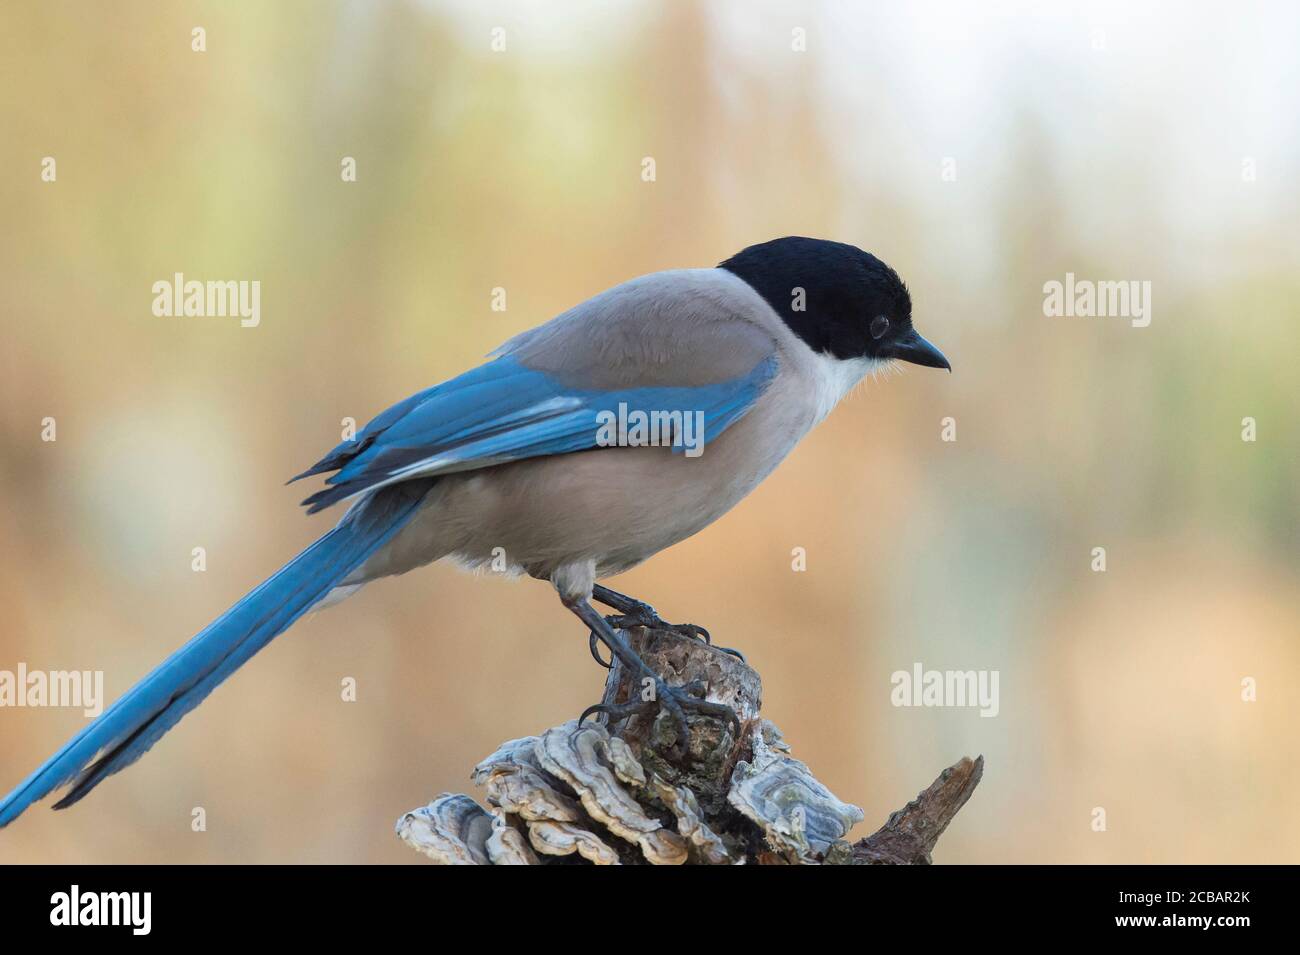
[0,479,435,827]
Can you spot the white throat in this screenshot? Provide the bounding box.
[809,353,880,423]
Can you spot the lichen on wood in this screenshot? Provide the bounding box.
[398,625,981,865]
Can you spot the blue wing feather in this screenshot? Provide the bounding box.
[298,355,778,513]
[0,479,435,825]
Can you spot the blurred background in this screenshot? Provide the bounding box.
[1,0,1297,863]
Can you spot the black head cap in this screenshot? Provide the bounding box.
[719,236,949,370]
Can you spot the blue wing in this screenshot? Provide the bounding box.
[294,354,779,512]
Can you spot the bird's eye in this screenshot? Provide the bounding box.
[870,315,890,339]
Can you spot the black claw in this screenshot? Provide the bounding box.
[579,699,655,726]
[679,679,708,700]
[588,630,612,669]
[677,623,711,644]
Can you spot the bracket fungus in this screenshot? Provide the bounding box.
[399,626,982,864]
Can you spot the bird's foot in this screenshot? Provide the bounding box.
[588,585,745,665]
[608,611,711,645]
[587,612,745,668]
[580,678,741,758]
[571,595,742,760]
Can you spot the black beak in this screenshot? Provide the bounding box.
[884,328,951,371]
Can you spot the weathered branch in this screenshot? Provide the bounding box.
[398,626,982,864]
[834,755,984,865]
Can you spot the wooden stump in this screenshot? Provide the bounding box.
[399,626,982,865]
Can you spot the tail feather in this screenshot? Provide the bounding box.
[0,479,435,827]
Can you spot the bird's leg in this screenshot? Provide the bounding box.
[591,583,746,663]
[564,597,741,755]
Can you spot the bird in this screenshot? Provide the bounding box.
[0,235,950,827]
